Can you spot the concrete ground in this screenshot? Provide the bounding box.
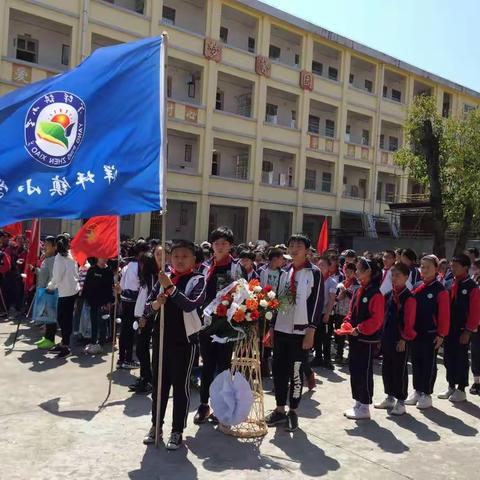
[1,317,480,480]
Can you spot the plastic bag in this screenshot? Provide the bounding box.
[78,303,92,339]
[32,288,58,325]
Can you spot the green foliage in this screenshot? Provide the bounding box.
[394,95,480,234]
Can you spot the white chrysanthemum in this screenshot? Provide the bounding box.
[253,286,262,293]
[245,313,252,321]
[221,300,230,306]
[267,291,276,299]
[259,299,269,308]
[265,311,273,320]
[239,304,247,312]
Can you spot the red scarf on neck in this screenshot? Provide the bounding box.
[206,255,233,282]
[170,268,194,285]
[412,278,435,296]
[291,262,308,293]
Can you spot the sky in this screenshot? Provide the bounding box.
[261,0,479,92]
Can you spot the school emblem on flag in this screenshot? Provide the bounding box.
[24,91,86,168]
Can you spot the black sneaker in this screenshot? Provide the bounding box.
[209,413,219,425]
[56,346,71,358]
[324,363,335,371]
[469,383,480,395]
[193,404,211,425]
[128,378,143,391]
[49,343,63,353]
[143,426,162,445]
[135,382,153,394]
[285,410,299,432]
[334,355,344,364]
[166,432,183,450]
[265,409,288,427]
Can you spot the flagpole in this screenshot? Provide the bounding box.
[155,31,168,449]
[102,215,120,406]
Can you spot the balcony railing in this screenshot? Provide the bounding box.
[261,171,293,187]
[345,142,373,162]
[308,135,339,154]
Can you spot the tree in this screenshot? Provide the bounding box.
[395,96,480,257]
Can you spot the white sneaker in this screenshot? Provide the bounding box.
[438,387,455,400]
[404,391,421,405]
[417,394,433,409]
[390,401,406,416]
[343,401,360,417]
[345,404,371,420]
[449,389,467,403]
[374,396,396,409]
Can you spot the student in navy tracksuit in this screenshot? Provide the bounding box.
[142,240,206,451]
[265,234,323,432]
[238,249,260,281]
[400,248,421,290]
[194,227,242,425]
[405,255,450,409]
[438,254,480,402]
[375,262,416,416]
[343,258,384,420]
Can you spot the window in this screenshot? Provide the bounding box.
[362,129,370,146]
[328,66,338,81]
[376,181,383,201]
[305,169,316,190]
[325,119,335,138]
[350,185,359,197]
[16,35,38,63]
[248,37,255,53]
[343,176,347,185]
[364,79,373,93]
[265,103,278,123]
[385,183,395,202]
[162,6,176,25]
[269,45,281,61]
[61,44,70,66]
[388,136,399,152]
[216,89,224,110]
[167,76,172,97]
[184,144,192,163]
[211,152,220,176]
[349,73,354,84]
[262,160,274,184]
[308,115,320,134]
[442,92,451,118]
[179,204,188,226]
[291,110,296,128]
[236,93,251,117]
[383,85,388,98]
[220,26,229,43]
[359,179,367,198]
[312,61,323,76]
[294,54,300,67]
[391,89,402,102]
[464,104,476,114]
[379,134,385,150]
[235,154,249,180]
[287,166,294,187]
[322,172,332,192]
[345,124,351,142]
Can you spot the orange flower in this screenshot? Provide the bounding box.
[246,299,258,311]
[269,299,280,309]
[248,279,261,289]
[233,309,245,323]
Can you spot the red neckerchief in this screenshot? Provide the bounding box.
[291,262,308,293]
[412,278,436,296]
[206,255,233,282]
[451,273,468,300]
[343,276,355,290]
[392,286,407,310]
[170,268,194,286]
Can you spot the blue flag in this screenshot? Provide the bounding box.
[0,36,166,225]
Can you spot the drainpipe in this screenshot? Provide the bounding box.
[80,0,89,61]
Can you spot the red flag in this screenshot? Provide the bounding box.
[71,216,119,266]
[317,218,329,255]
[2,222,22,237]
[24,220,40,293]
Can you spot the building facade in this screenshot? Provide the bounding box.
[1,0,479,245]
